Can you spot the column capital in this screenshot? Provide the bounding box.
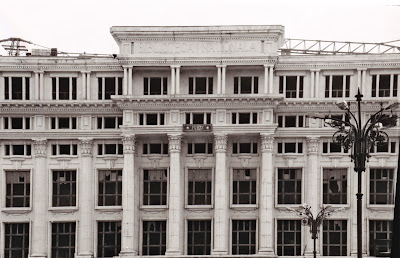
[214,133,228,152]
[32,138,47,157]
[33,70,44,74]
[170,65,181,68]
[168,134,182,153]
[306,136,320,154]
[122,65,133,69]
[263,64,274,68]
[216,64,227,68]
[79,138,93,156]
[357,68,368,71]
[310,68,321,72]
[260,134,274,153]
[122,135,136,154]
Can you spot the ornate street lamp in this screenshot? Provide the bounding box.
[287,204,344,258]
[309,89,399,258]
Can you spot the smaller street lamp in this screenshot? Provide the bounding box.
[287,204,344,258]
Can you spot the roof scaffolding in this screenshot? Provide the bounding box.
[279,39,400,55]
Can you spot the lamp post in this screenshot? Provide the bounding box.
[309,89,399,258]
[287,204,343,258]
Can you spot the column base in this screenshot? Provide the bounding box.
[119,249,138,257]
[165,249,182,256]
[29,255,47,258]
[75,255,93,258]
[211,250,229,255]
[257,247,276,256]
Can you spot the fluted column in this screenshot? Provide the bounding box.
[305,137,320,256]
[258,134,275,255]
[166,134,183,255]
[120,135,138,256]
[77,138,94,258]
[211,133,229,255]
[31,139,48,258]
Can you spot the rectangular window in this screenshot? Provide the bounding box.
[369,220,392,256]
[6,171,30,207]
[277,220,301,256]
[4,223,29,258]
[187,220,211,255]
[232,220,256,254]
[4,144,31,156]
[185,112,212,124]
[97,116,123,129]
[189,77,213,94]
[231,112,258,124]
[98,170,122,206]
[370,168,394,205]
[144,77,168,95]
[232,169,257,205]
[323,168,347,204]
[97,143,123,155]
[97,221,121,257]
[139,113,165,125]
[52,77,77,100]
[187,140,213,155]
[277,115,305,128]
[52,170,76,207]
[278,168,302,204]
[370,141,396,153]
[325,75,350,98]
[142,221,166,255]
[372,74,398,97]
[188,169,212,205]
[98,77,123,99]
[232,142,258,154]
[277,142,303,154]
[51,117,77,129]
[3,117,31,130]
[51,222,76,258]
[143,169,168,205]
[279,76,304,98]
[51,144,78,156]
[323,220,347,256]
[142,143,168,155]
[234,76,259,94]
[4,77,30,100]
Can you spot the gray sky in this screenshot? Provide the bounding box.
[0,0,399,55]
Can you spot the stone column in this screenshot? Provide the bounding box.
[211,133,229,255]
[221,65,226,94]
[128,67,133,95]
[120,135,138,256]
[315,70,320,98]
[77,138,94,258]
[81,72,87,100]
[170,66,176,95]
[166,134,183,255]
[264,64,269,94]
[86,72,91,100]
[175,66,180,94]
[305,137,320,256]
[31,139,48,258]
[34,72,39,100]
[123,67,128,95]
[258,134,275,255]
[217,65,222,94]
[39,71,44,100]
[269,66,274,94]
[310,70,315,98]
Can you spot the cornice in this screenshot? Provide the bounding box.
[275,62,400,70]
[119,36,280,42]
[0,64,123,72]
[117,58,277,66]
[0,131,122,140]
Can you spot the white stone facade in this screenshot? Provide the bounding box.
[0,25,399,257]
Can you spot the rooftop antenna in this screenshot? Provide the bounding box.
[0,38,32,56]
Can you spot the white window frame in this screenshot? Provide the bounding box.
[51,76,77,100]
[279,75,304,98]
[185,167,214,209]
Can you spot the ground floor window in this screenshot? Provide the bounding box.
[98,221,121,257]
[323,220,347,256]
[51,222,76,258]
[370,220,392,256]
[232,220,256,254]
[277,220,301,256]
[142,221,166,255]
[187,220,211,255]
[4,223,29,258]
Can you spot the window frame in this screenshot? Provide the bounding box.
[279,75,304,98]
[98,76,123,100]
[186,138,213,156]
[141,220,167,256]
[371,74,398,98]
[322,219,348,256]
[185,167,214,208]
[4,143,32,157]
[4,222,30,257]
[141,168,169,208]
[277,140,303,154]
[234,76,259,94]
[322,168,348,205]
[230,168,258,208]
[143,77,168,96]
[50,117,77,130]
[369,220,392,257]
[51,76,77,100]
[97,170,123,207]
[231,219,257,255]
[231,112,258,124]
[97,116,123,129]
[51,221,76,258]
[185,112,212,125]
[276,168,303,206]
[4,76,30,100]
[189,76,214,94]
[142,141,169,156]
[97,221,122,257]
[139,113,166,126]
[276,219,302,256]
[97,141,124,156]
[51,143,78,156]
[277,114,305,128]
[187,219,212,255]
[3,116,31,130]
[5,170,31,209]
[51,170,77,208]
[325,75,351,98]
[368,168,395,206]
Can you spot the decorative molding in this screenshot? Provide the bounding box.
[237,155,253,168]
[10,157,25,170]
[306,137,319,154]
[102,156,118,169]
[168,134,182,153]
[56,157,71,169]
[214,134,228,152]
[147,156,162,168]
[260,134,274,153]
[79,138,93,156]
[32,138,47,157]
[122,135,136,154]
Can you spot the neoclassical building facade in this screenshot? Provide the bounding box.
[0,25,399,257]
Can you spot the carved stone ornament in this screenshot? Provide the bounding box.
[306,137,319,154]
[168,134,182,153]
[122,135,136,154]
[79,138,93,156]
[32,139,47,157]
[260,134,274,153]
[214,134,228,152]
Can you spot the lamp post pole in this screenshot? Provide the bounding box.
[309,89,399,258]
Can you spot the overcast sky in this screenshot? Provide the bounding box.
[0,0,399,56]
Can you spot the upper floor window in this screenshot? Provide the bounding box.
[143,169,168,206]
[323,141,348,154]
[144,77,167,95]
[52,77,77,100]
[277,168,302,204]
[232,141,258,155]
[189,77,213,94]
[187,169,212,206]
[277,115,304,128]
[97,116,122,129]
[97,143,123,156]
[370,168,394,205]
[139,113,165,125]
[234,76,258,94]
[52,144,78,156]
[51,117,77,130]
[6,171,30,208]
[4,77,30,100]
[3,117,31,130]
[279,76,304,98]
[232,169,257,205]
[98,170,122,206]
[277,141,303,154]
[187,140,213,155]
[372,74,398,97]
[185,113,211,124]
[323,168,347,204]
[325,75,350,98]
[98,77,123,100]
[5,144,31,156]
[370,141,396,154]
[143,142,168,155]
[231,112,258,124]
[52,170,76,207]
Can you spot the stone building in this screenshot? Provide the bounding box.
[0,25,399,257]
